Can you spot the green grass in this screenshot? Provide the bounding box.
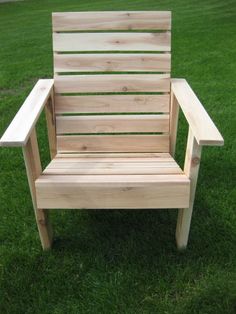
[0,0,236,313]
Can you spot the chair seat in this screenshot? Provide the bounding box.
[35,153,190,209]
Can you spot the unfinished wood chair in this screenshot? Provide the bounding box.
[0,11,224,250]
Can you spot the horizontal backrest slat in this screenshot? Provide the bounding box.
[55,95,170,113]
[54,74,170,93]
[57,135,170,153]
[52,11,171,31]
[53,32,171,52]
[54,53,171,73]
[56,114,170,134]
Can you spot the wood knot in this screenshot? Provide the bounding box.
[122,86,128,92]
[192,157,200,165]
[38,219,46,226]
[82,145,87,151]
[122,187,132,191]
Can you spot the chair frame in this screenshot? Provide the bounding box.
[0,12,224,250]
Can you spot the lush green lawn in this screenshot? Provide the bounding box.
[0,0,236,313]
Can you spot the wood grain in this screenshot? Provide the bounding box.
[44,155,182,175]
[54,74,170,93]
[53,32,171,52]
[52,11,171,31]
[54,53,171,72]
[55,94,170,113]
[36,174,190,209]
[57,134,170,153]
[56,114,170,134]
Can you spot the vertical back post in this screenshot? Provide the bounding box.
[45,90,57,159]
[170,89,179,156]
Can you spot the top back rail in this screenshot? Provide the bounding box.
[52,11,171,31]
[52,11,172,153]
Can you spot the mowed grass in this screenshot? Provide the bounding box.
[0,0,236,313]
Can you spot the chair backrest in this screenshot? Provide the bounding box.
[52,11,171,153]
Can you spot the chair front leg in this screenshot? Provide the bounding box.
[176,128,202,249]
[22,128,53,250]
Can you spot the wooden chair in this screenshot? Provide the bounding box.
[0,11,224,250]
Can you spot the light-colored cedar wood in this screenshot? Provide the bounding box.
[52,11,171,31]
[54,74,170,93]
[55,95,170,114]
[35,174,190,209]
[43,154,182,175]
[54,53,171,73]
[176,128,202,249]
[57,134,170,153]
[22,128,52,250]
[0,79,54,147]
[56,114,170,134]
[55,152,172,159]
[53,32,171,52]
[45,90,57,159]
[52,158,174,163]
[44,165,181,175]
[171,79,224,146]
[170,89,179,156]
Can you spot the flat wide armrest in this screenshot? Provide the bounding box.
[0,79,54,147]
[171,78,224,146]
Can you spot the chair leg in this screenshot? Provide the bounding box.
[176,206,194,249]
[23,129,53,250]
[176,128,202,250]
[35,208,53,250]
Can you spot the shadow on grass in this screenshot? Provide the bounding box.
[1,203,235,313]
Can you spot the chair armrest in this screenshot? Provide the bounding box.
[171,78,224,146]
[0,79,54,147]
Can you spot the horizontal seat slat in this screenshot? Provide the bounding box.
[57,134,169,153]
[55,152,172,159]
[55,94,170,113]
[54,74,170,93]
[52,11,171,31]
[44,163,181,175]
[53,32,171,52]
[56,114,170,134]
[54,53,171,72]
[35,174,190,209]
